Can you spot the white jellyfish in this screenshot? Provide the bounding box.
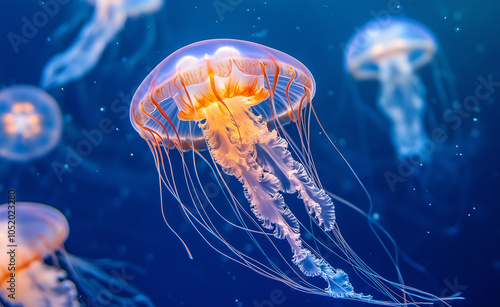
[41,0,163,89]
[345,17,446,157]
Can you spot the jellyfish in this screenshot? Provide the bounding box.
[0,85,62,162]
[40,0,163,89]
[0,201,154,307]
[130,39,458,305]
[344,17,448,157]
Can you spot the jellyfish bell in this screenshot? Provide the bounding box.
[0,202,154,307]
[343,17,453,158]
[0,85,62,162]
[131,39,314,151]
[0,83,133,193]
[131,39,459,305]
[345,17,437,80]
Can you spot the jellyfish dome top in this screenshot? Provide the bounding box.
[131,39,315,150]
[345,17,437,80]
[344,17,438,157]
[0,202,154,307]
[0,202,69,270]
[0,85,62,162]
[131,39,458,305]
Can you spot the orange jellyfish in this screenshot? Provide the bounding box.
[130,39,458,305]
[0,85,62,162]
[41,0,163,89]
[0,202,154,306]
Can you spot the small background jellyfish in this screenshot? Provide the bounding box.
[338,17,476,259]
[0,84,69,196]
[0,83,101,198]
[342,16,458,159]
[0,85,62,162]
[338,17,476,245]
[0,82,151,204]
[41,0,163,89]
[0,4,165,301]
[0,202,154,307]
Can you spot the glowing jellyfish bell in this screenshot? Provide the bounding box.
[41,0,163,89]
[345,17,438,157]
[0,202,153,307]
[131,39,457,305]
[0,85,62,162]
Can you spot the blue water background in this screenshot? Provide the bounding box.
[0,1,499,306]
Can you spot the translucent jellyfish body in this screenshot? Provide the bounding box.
[41,0,163,89]
[345,17,438,157]
[0,85,62,162]
[0,202,77,306]
[0,202,154,307]
[130,39,458,305]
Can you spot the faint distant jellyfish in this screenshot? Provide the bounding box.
[345,17,438,157]
[130,39,455,305]
[0,202,154,307]
[41,0,163,89]
[0,85,62,162]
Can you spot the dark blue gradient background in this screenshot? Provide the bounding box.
[0,1,498,306]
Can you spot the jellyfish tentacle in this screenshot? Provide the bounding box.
[201,103,299,238]
[199,98,369,300]
[41,5,127,89]
[63,255,156,307]
[0,261,79,307]
[255,136,337,230]
[253,123,372,300]
[41,0,163,89]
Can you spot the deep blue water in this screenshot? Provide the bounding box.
[0,1,499,306]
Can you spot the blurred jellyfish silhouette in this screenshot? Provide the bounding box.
[0,202,154,307]
[130,39,459,305]
[344,17,455,158]
[41,0,163,89]
[343,18,468,247]
[0,83,151,196]
[0,85,62,162]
